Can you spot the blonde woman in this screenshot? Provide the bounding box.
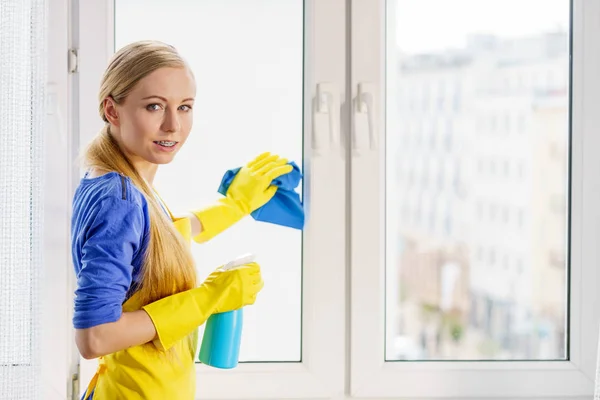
[71,40,292,399]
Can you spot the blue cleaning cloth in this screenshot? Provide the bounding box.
[218,161,304,229]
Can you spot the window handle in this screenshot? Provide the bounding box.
[312,82,340,153]
[353,82,377,153]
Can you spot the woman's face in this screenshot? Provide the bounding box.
[105,66,196,167]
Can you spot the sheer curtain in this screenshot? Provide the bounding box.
[0,0,46,399]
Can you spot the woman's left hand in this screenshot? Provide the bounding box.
[226,152,293,214]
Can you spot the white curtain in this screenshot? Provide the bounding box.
[0,0,46,399]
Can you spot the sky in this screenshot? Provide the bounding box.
[393,0,570,54]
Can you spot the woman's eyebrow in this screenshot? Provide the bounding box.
[141,95,195,102]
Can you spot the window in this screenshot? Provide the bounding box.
[77,0,344,398]
[354,0,597,398]
[72,0,598,398]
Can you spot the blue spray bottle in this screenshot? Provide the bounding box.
[198,253,256,369]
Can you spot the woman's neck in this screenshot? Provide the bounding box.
[134,161,158,186]
[121,150,158,185]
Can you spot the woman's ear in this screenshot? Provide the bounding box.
[103,97,120,126]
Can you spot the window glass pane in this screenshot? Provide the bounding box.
[386,0,570,361]
[115,0,303,362]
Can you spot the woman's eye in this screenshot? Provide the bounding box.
[179,105,192,112]
[146,104,162,111]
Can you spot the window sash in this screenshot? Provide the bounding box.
[349,0,598,398]
[75,0,347,398]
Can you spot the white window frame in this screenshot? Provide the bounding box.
[42,0,81,398]
[349,0,599,399]
[74,0,347,398]
[70,0,600,399]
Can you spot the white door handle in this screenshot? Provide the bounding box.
[312,82,339,152]
[353,82,377,152]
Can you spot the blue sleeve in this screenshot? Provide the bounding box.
[73,197,144,329]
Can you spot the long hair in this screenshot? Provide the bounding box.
[85,41,197,311]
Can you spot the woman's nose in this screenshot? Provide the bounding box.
[162,109,180,132]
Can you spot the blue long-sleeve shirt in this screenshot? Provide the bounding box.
[70,172,150,329]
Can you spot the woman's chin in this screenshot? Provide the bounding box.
[147,146,180,164]
[144,151,177,165]
[153,154,177,165]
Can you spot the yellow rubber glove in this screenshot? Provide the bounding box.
[191,152,294,243]
[142,262,264,351]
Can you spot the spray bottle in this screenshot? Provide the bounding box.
[198,253,256,369]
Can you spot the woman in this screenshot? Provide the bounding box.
[71,40,293,399]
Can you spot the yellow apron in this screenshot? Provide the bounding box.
[83,216,198,400]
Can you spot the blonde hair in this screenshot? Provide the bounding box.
[85,41,197,310]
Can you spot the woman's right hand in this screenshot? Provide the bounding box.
[201,262,264,313]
